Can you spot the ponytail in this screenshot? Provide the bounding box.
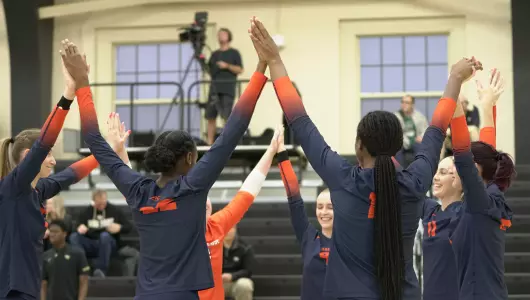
[0,137,13,179]
[471,141,516,192]
[494,152,516,192]
[374,155,404,300]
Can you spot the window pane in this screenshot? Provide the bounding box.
[116,74,136,100]
[427,65,448,91]
[183,71,201,99]
[382,98,401,113]
[137,73,158,98]
[405,66,426,91]
[382,66,403,92]
[427,35,448,63]
[426,97,439,121]
[116,45,136,73]
[359,37,380,65]
[361,66,381,93]
[134,105,158,131]
[138,45,158,72]
[159,72,180,99]
[361,98,383,117]
[382,37,403,65]
[413,98,428,116]
[180,42,195,64]
[404,36,426,64]
[186,105,202,137]
[159,44,180,72]
[158,104,180,131]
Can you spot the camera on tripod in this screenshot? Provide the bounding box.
[179,11,209,56]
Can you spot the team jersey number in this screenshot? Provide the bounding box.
[427,221,437,237]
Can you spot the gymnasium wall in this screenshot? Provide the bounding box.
[0,6,11,138]
[46,0,514,159]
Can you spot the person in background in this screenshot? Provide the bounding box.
[70,189,132,277]
[41,220,89,300]
[200,124,280,300]
[206,28,244,145]
[44,196,74,251]
[394,95,429,167]
[222,225,254,300]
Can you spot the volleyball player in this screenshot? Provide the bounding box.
[421,69,504,300]
[248,16,480,300]
[61,38,267,300]
[449,74,515,300]
[199,125,282,300]
[0,58,100,300]
[276,128,334,300]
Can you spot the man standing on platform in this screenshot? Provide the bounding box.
[206,28,244,145]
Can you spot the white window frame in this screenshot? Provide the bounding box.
[338,17,465,152]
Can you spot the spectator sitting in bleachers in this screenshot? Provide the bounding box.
[394,94,429,167]
[42,220,89,300]
[70,189,132,277]
[44,195,73,251]
[223,225,254,300]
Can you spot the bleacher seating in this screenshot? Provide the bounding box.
[61,165,530,300]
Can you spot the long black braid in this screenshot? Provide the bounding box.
[357,111,405,300]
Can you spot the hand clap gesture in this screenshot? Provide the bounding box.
[450,57,483,83]
[248,17,280,64]
[60,39,90,89]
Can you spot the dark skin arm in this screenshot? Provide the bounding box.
[78,275,88,300]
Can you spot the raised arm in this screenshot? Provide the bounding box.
[61,40,150,205]
[249,17,349,189]
[404,58,482,194]
[451,98,490,213]
[182,63,268,193]
[478,69,504,148]
[209,126,280,233]
[36,155,98,199]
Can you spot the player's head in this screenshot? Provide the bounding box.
[218,28,232,45]
[316,189,333,232]
[48,220,68,247]
[144,130,197,176]
[206,197,213,219]
[471,141,516,191]
[355,110,404,300]
[0,129,56,179]
[433,156,463,200]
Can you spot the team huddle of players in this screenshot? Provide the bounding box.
[0,16,515,300]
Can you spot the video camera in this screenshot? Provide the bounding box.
[179,11,208,56]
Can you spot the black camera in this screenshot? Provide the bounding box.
[179,11,208,56]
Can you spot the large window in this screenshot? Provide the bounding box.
[114,42,202,136]
[359,35,448,121]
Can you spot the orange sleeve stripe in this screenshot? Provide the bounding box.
[479,127,496,148]
[430,98,456,131]
[368,192,376,219]
[278,160,300,197]
[40,107,68,147]
[71,155,99,181]
[273,76,307,122]
[450,116,470,152]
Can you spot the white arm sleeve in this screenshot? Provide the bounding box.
[239,170,267,197]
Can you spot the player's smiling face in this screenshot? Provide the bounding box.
[39,152,56,178]
[316,190,333,230]
[433,157,462,199]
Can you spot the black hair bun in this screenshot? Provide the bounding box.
[144,144,178,173]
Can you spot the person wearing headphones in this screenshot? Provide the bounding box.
[206,28,244,145]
